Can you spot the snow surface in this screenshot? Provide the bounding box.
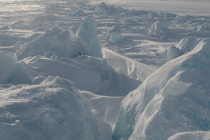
[81,91,123,140]
[113,38,210,140]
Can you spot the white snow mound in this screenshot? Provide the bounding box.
[158,45,182,59]
[113,38,210,140]
[0,76,99,140]
[109,32,124,45]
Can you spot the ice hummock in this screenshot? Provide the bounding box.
[16,27,91,60]
[113,38,210,140]
[0,51,39,85]
[0,51,19,84]
[0,76,99,140]
[167,45,182,58]
[109,32,124,45]
[149,20,167,39]
[176,36,201,54]
[94,2,109,15]
[157,44,182,59]
[16,16,104,60]
[74,16,103,58]
[149,20,176,39]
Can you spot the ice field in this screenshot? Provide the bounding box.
[0,0,210,139]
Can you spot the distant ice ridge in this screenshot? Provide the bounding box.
[17,16,103,60]
[168,131,210,140]
[0,76,99,140]
[113,38,210,140]
[94,2,126,15]
[157,36,202,59]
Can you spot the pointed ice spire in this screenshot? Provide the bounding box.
[74,16,103,58]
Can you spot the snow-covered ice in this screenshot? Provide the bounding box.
[113,38,210,140]
[1,0,210,139]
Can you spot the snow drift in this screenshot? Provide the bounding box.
[81,91,124,140]
[168,131,210,140]
[102,48,156,81]
[0,76,99,140]
[113,38,210,140]
[23,55,140,96]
